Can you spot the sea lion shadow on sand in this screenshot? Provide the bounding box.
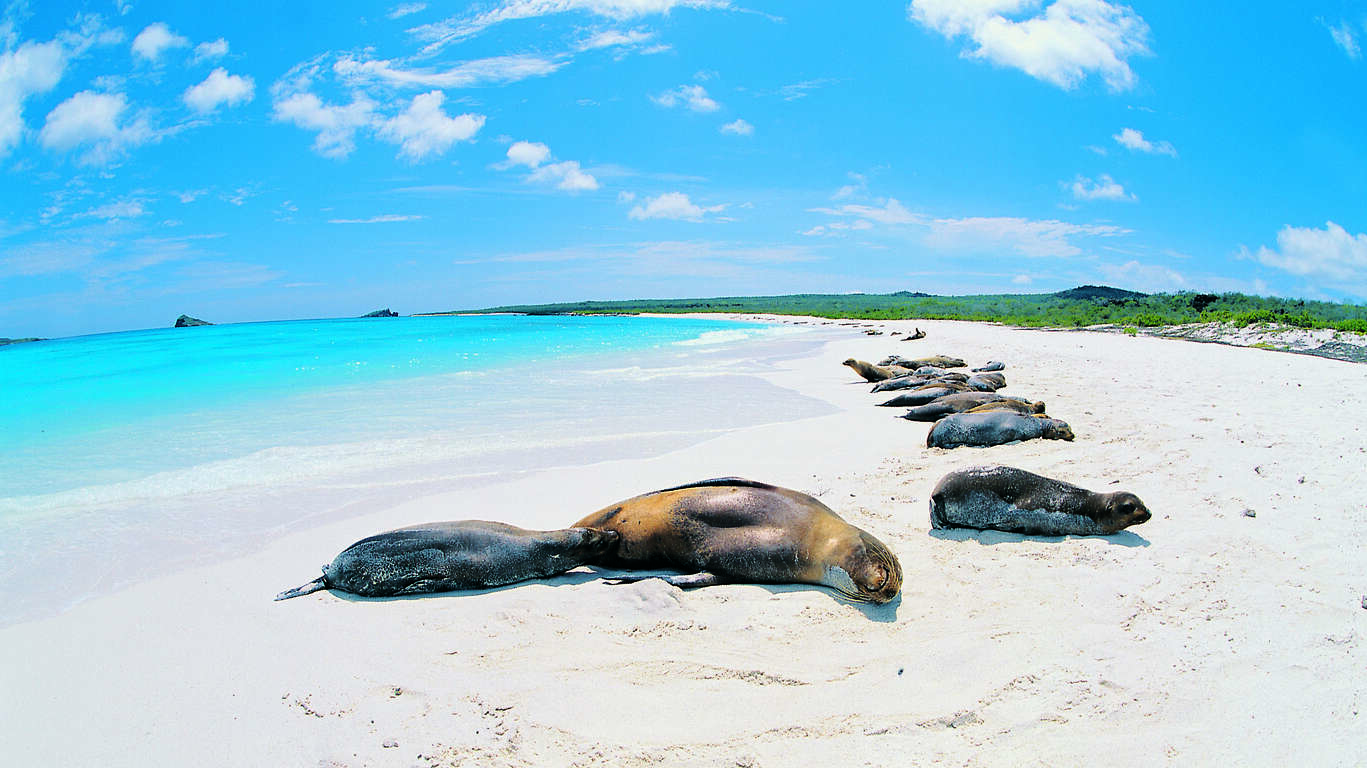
[320,568,608,602]
[926,527,1150,548]
[595,569,902,622]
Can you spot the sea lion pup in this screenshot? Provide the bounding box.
[877,381,971,407]
[929,465,1150,535]
[965,372,1007,391]
[842,358,911,382]
[898,392,1040,421]
[274,522,619,600]
[573,478,902,604]
[926,411,1074,449]
[972,361,1006,372]
[871,371,969,392]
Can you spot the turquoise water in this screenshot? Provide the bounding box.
[0,315,838,624]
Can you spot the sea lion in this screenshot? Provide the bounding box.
[870,371,969,393]
[274,521,619,600]
[908,327,926,340]
[965,372,1007,391]
[877,382,971,407]
[573,478,902,604]
[904,355,966,369]
[897,392,1041,421]
[926,411,1074,448]
[963,399,1044,415]
[929,465,1150,535]
[972,361,1006,372]
[842,359,912,382]
[877,354,914,367]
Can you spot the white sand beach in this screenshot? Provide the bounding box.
[2,317,1365,767]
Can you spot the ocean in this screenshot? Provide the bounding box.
[0,314,839,624]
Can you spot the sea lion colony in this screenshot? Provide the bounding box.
[277,337,1146,605]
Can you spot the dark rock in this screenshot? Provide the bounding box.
[1053,285,1147,302]
[361,308,400,318]
[174,315,212,327]
[0,337,43,346]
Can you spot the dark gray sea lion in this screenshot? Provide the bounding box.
[963,399,1044,416]
[908,328,926,340]
[907,355,966,369]
[871,371,969,393]
[572,478,902,604]
[878,354,915,367]
[898,392,1041,421]
[842,359,912,382]
[926,412,1074,448]
[877,382,971,407]
[274,521,619,600]
[965,372,1007,391]
[972,361,1006,372]
[929,465,1150,535]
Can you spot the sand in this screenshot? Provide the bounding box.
[2,317,1365,767]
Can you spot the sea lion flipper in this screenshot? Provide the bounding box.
[274,576,328,601]
[603,571,727,590]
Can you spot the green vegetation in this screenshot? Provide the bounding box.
[446,286,1367,332]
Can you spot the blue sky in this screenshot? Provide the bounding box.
[2,1,1365,338]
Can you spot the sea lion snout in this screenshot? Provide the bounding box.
[574,527,620,555]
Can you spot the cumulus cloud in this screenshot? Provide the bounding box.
[410,0,731,53]
[334,53,565,89]
[924,215,1127,258]
[1070,173,1134,201]
[651,83,719,112]
[271,91,377,158]
[183,68,255,113]
[193,38,229,63]
[908,0,1151,91]
[376,90,485,160]
[1113,127,1176,157]
[1324,19,1361,59]
[39,90,154,165]
[506,140,551,168]
[720,118,753,135]
[501,140,598,190]
[131,22,189,62]
[629,191,725,221]
[1097,259,1187,292]
[1253,221,1367,292]
[0,39,67,157]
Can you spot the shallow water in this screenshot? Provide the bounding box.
[0,315,839,624]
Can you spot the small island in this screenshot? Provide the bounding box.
[174,315,212,327]
[360,308,400,318]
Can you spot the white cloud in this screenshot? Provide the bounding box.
[720,118,753,135]
[1253,221,1367,291]
[1325,19,1361,59]
[908,0,1151,91]
[333,53,565,89]
[193,38,229,63]
[506,140,551,167]
[578,28,656,50]
[0,39,67,157]
[1012,273,1032,284]
[778,78,838,101]
[79,199,147,220]
[651,83,719,112]
[131,22,189,62]
[39,90,153,165]
[271,91,376,158]
[529,160,599,191]
[410,0,731,53]
[376,90,484,160]
[811,197,921,226]
[329,214,426,224]
[1113,127,1176,157]
[183,68,255,113]
[924,215,1127,258]
[1097,260,1187,292]
[629,191,724,221]
[1070,173,1134,201]
[389,3,428,19]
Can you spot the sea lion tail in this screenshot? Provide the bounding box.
[274,576,328,601]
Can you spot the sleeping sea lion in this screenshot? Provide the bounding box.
[965,372,1007,391]
[877,381,971,407]
[871,371,969,393]
[963,399,1045,415]
[905,355,966,369]
[972,361,1006,372]
[274,521,619,600]
[929,465,1150,535]
[842,359,911,382]
[573,478,902,604]
[926,411,1074,448]
[897,392,1041,421]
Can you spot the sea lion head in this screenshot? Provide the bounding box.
[1031,400,1047,413]
[562,527,621,557]
[1041,418,1075,441]
[825,529,902,604]
[1097,491,1151,532]
[842,358,858,368]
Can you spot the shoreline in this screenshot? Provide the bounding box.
[2,317,1364,765]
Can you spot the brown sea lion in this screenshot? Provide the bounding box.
[929,465,1150,535]
[965,372,1007,391]
[926,411,1074,448]
[573,478,902,604]
[897,392,1041,421]
[963,399,1044,415]
[877,381,971,406]
[842,358,912,382]
[274,521,618,600]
